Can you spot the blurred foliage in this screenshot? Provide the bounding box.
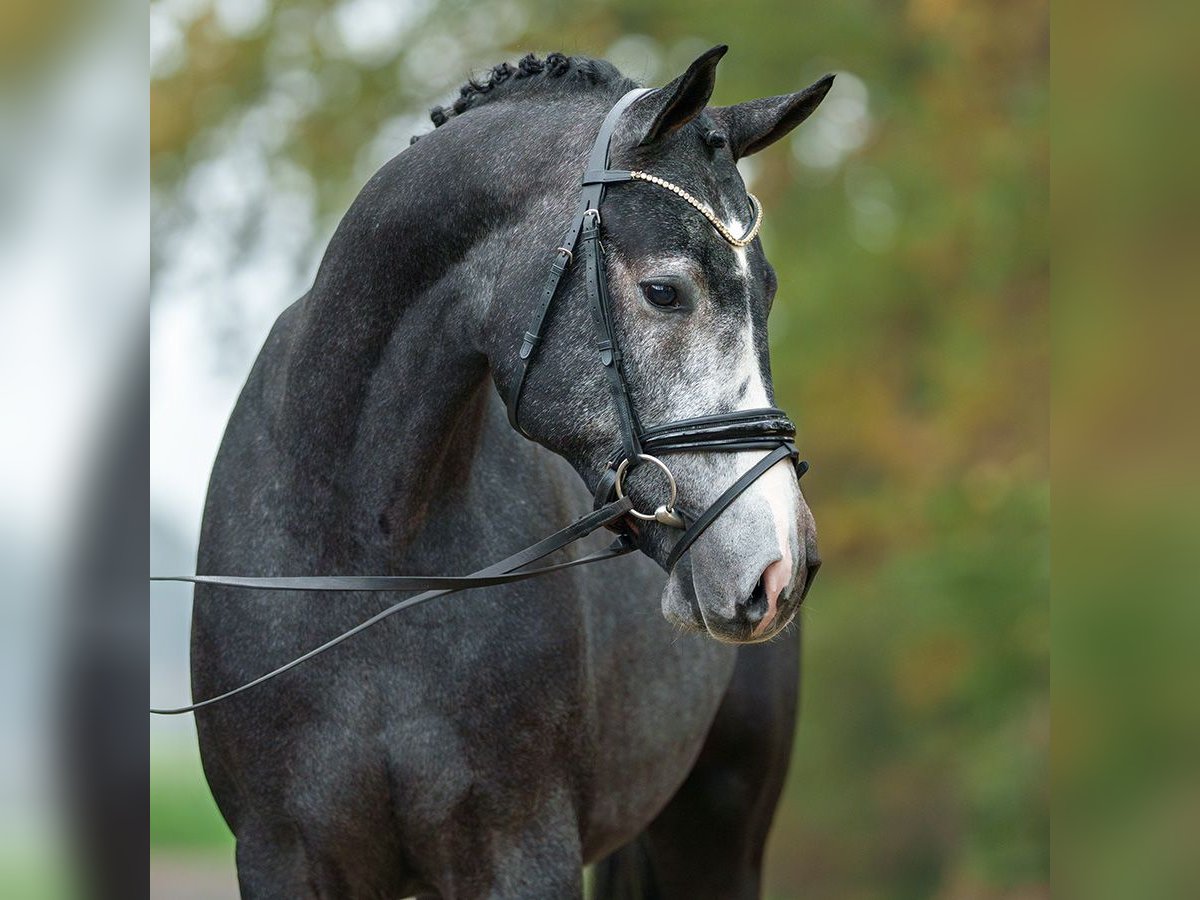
[151,0,1048,896]
[0,0,90,82]
[1053,1,1200,895]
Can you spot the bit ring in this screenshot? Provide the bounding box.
[614,454,679,522]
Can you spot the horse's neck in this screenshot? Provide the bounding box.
[263,101,603,564]
[265,160,508,561]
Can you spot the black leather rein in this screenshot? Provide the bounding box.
[151,499,635,715]
[151,88,807,716]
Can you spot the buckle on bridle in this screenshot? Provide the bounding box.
[614,454,685,529]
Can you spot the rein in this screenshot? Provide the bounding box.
[151,88,808,716]
[151,499,635,715]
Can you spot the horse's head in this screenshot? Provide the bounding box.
[475,48,828,643]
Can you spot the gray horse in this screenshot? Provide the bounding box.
[191,46,827,899]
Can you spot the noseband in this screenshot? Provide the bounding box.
[506,88,806,570]
[151,89,808,715]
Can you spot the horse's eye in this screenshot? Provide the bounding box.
[641,282,678,308]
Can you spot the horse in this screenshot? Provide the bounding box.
[190,45,827,899]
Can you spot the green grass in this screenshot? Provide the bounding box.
[0,850,74,900]
[150,742,234,850]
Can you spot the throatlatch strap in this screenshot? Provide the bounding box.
[151,497,636,715]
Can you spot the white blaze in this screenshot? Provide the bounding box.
[718,208,799,589]
[726,314,798,588]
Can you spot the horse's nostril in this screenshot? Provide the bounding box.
[738,578,770,624]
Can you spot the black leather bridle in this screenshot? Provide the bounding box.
[151,88,807,716]
[506,87,806,570]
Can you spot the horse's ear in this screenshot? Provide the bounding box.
[710,74,836,160]
[638,44,728,146]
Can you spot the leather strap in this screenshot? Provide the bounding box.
[582,214,642,461]
[581,169,633,184]
[151,497,635,715]
[641,406,791,431]
[595,407,799,490]
[666,443,798,571]
[591,464,621,513]
[639,407,794,443]
[641,410,795,457]
[506,87,652,436]
[152,542,631,593]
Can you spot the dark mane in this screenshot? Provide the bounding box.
[423,53,635,134]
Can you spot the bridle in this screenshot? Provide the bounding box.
[150,88,808,716]
[505,87,806,570]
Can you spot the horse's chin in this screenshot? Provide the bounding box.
[660,566,796,644]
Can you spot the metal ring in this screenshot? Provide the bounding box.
[614,453,678,521]
[555,246,573,262]
[583,208,602,227]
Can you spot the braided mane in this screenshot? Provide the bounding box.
[417,53,634,140]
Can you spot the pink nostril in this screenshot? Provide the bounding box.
[751,557,791,638]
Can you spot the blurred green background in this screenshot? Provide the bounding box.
[150,0,1048,896]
